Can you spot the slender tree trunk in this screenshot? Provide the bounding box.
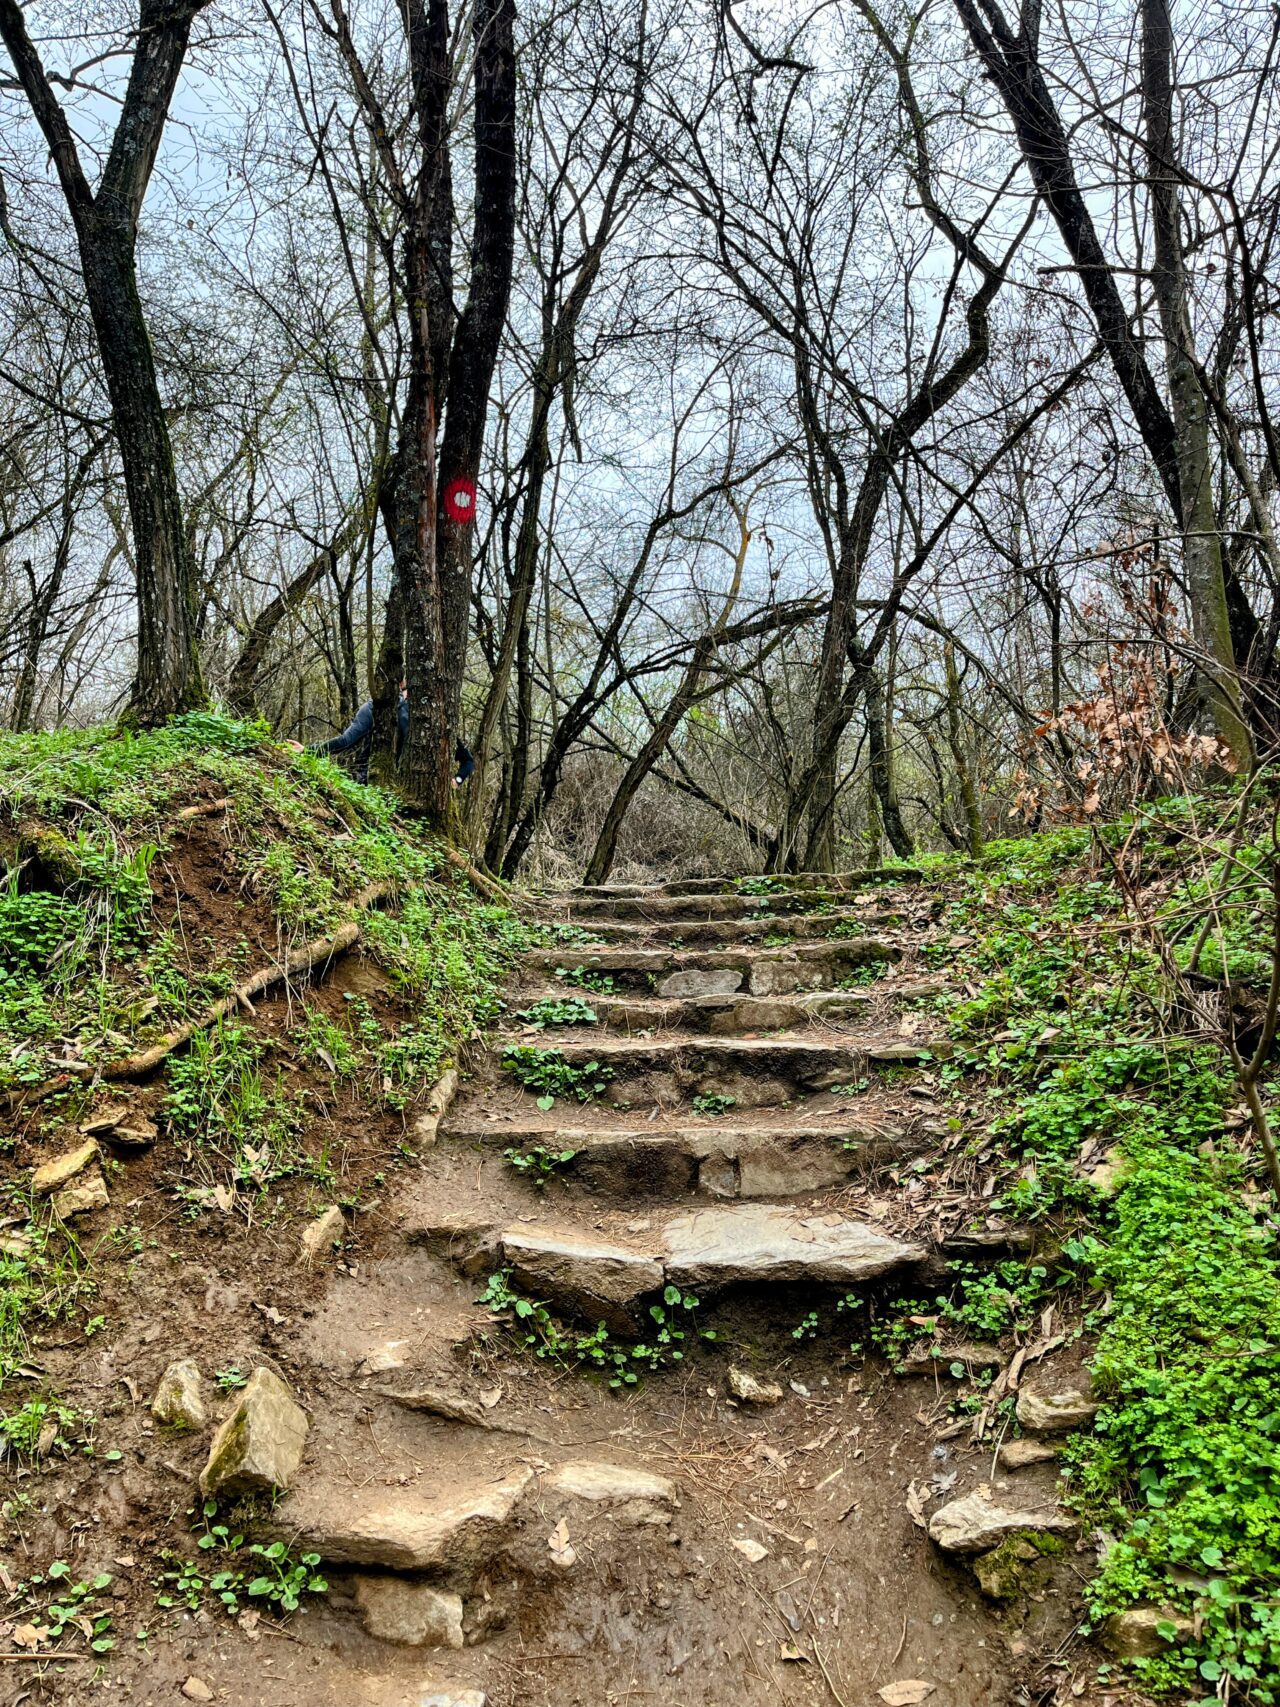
[944,641,984,855]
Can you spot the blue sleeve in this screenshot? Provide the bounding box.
[314,700,373,756]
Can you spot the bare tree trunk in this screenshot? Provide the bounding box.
[1139,0,1252,769]
[0,0,211,723]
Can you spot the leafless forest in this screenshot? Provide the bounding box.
[2,0,1278,877]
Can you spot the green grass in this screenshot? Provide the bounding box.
[928,825,1280,1699]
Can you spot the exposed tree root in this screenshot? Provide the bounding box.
[15,880,396,1100]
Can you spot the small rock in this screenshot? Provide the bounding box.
[356,1340,410,1375]
[79,1105,131,1136]
[927,1490,1075,1555]
[1016,1382,1100,1434]
[1102,1605,1196,1659]
[152,1359,206,1429]
[726,1366,785,1406]
[997,1439,1060,1470]
[0,1229,33,1258]
[414,1068,459,1146]
[731,1537,770,1563]
[353,1578,464,1648]
[199,1367,308,1498]
[377,1382,494,1430]
[33,1138,99,1197]
[51,1169,110,1218]
[104,1116,158,1151]
[420,1694,486,1707]
[1081,1143,1129,1196]
[299,1205,345,1264]
[181,1680,214,1703]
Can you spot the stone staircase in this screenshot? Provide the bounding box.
[273,870,1054,1707]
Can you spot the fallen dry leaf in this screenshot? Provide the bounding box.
[904,1481,929,1530]
[878,1683,935,1706]
[547,1516,576,1567]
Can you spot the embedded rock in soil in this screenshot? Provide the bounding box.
[421,1694,486,1707]
[354,1578,465,1648]
[356,1340,410,1375]
[33,1138,99,1197]
[542,1459,678,1522]
[997,1439,1059,1471]
[52,1168,110,1218]
[661,1204,923,1292]
[415,1068,459,1146]
[659,969,743,998]
[282,1467,534,1570]
[927,1491,1075,1555]
[1015,1381,1100,1434]
[726,1366,785,1405]
[199,1367,308,1498]
[152,1358,206,1429]
[970,1532,1064,1600]
[498,1225,663,1330]
[299,1205,346,1264]
[1102,1605,1196,1658]
[375,1380,497,1430]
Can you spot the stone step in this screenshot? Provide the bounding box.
[277,1457,678,1577]
[496,1032,943,1108]
[560,890,850,922]
[442,1203,925,1325]
[513,989,876,1036]
[564,866,924,900]
[551,908,908,947]
[523,937,900,995]
[440,1116,918,1198]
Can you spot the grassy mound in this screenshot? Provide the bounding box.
[0,714,532,1396]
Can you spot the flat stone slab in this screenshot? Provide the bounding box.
[661,1204,924,1291]
[354,1578,464,1648]
[32,1137,100,1197]
[928,1490,1076,1555]
[283,1467,534,1570]
[542,1460,678,1510]
[498,1226,663,1329]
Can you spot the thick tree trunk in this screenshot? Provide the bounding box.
[1140,0,1252,768]
[79,225,204,720]
[0,0,212,725]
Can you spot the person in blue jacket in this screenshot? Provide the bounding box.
[298,681,475,787]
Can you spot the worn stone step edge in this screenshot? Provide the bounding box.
[563,866,925,900]
[437,1117,920,1198]
[521,937,902,995]
[507,990,879,1036]
[277,1458,680,1575]
[571,909,914,946]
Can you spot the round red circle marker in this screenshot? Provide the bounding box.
[443,477,477,523]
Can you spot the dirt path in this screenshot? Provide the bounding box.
[65,872,1104,1707]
